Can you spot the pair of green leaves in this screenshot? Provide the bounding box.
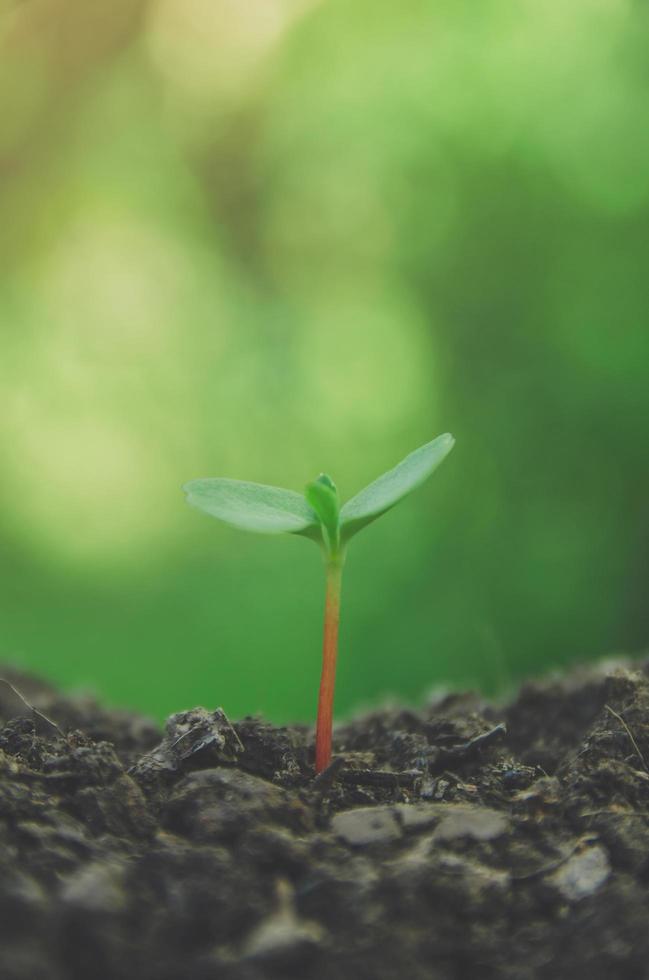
[183,433,455,558]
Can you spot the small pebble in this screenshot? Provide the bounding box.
[331,806,402,846]
[550,844,610,902]
[433,805,508,842]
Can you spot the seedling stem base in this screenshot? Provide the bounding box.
[315,559,343,772]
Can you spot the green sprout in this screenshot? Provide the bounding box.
[183,433,455,773]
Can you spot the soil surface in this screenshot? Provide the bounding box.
[2,659,649,980]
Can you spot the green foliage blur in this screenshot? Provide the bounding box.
[1,0,647,723]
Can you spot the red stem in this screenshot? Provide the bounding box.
[315,561,343,773]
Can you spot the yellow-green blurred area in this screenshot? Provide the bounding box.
[1,0,648,723]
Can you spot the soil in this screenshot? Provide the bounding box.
[2,658,649,980]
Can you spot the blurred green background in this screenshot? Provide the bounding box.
[1,0,648,724]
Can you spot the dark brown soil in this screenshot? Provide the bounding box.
[2,658,649,980]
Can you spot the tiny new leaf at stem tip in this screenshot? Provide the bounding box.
[305,474,340,557]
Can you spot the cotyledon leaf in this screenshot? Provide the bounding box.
[340,433,455,542]
[183,479,320,536]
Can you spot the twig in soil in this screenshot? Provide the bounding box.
[605,704,648,772]
[460,723,507,753]
[312,755,345,792]
[13,769,82,786]
[428,723,507,772]
[0,678,64,738]
[579,808,649,819]
[311,760,424,793]
[510,834,599,882]
[338,768,423,789]
[311,723,507,793]
[170,708,244,756]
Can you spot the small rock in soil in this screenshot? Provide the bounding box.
[331,805,402,846]
[550,843,611,902]
[432,803,508,842]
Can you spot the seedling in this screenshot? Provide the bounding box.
[183,433,455,773]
